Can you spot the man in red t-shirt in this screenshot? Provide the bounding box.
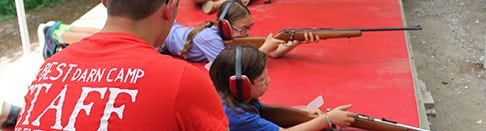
[14,0,228,130]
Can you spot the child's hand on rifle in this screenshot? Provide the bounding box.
[300,32,320,44]
[259,32,321,58]
[259,33,295,58]
[259,33,282,53]
[327,104,356,127]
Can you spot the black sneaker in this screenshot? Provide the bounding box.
[0,102,20,129]
[39,21,62,60]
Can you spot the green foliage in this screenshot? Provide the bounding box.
[0,0,65,18]
[0,14,15,21]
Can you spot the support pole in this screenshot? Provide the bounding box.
[15,0,31,55]
[484,35,486,69]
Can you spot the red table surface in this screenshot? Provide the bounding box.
[177,0,420,128]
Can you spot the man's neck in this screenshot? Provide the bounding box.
[101,16,158,45]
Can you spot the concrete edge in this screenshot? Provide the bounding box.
[398,0,431,130]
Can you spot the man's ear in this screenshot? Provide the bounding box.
[102,0,107,7]
[160,4,172,21]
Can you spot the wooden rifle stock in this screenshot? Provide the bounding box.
[260,105,314,128]
[274,30,362,41]
[223,36,267,48]
[223,25,422,48]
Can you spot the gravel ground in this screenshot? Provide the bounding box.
[403,0,486,130]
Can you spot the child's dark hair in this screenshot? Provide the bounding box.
[180,1,250,57]
[209,46,267,113]
[216,1,251,24]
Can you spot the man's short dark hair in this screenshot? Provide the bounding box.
[106,0,168,20]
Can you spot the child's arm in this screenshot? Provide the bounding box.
[259,32,319,58]
[281,104,355,131]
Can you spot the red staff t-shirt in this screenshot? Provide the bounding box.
[15,32,228,130]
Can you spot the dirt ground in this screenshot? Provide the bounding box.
[403,0,486,130]
[0,0,484,130]
[0,0,100,61]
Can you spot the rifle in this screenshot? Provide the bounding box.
[349,114,429,131]
[223,25,423,48]
[260,104,314,128]
[262,107,429,131]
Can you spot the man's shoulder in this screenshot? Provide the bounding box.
[144,55,204,75]
[144,55,186,67]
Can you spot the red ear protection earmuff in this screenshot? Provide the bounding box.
[218,0,237,40]
[229,46,252,100]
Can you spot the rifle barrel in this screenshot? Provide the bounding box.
[280,25,423,33]
[355,25,423,31]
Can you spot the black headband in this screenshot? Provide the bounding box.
[235,46,243,99]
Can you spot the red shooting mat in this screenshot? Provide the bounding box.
[177,0,419,128]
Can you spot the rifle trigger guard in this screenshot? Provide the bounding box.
[289,30,296,41]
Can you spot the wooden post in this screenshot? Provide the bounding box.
[15,0,31,55]
[484,35,486,69]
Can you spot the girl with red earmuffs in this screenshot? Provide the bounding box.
[163,0,318,63]
[209,45,356,131]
